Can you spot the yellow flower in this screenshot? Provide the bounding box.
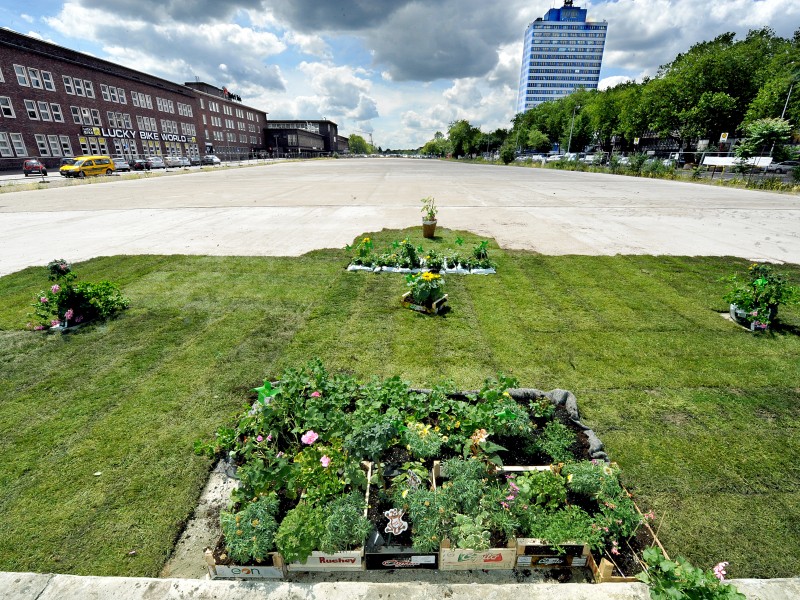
[236,529,243,536]
[402,489,409,498]
[251,519,260,527]
[567,474,573,483]
[503,391,511,398]
[363,237,370,243]
[603,465,614,475]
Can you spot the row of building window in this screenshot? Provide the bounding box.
[527,81,594,88]
[527,69,600,77]
[5,63,261,131]
[2,95,199,134]
[530,39,605,46]
[528,61,602,67]
[533,24,607,30]
[531,32,605,38]
[527,75,599,82]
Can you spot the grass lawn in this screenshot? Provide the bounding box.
[0,228,798,579]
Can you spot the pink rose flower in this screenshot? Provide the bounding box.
[320,455,331,468]
[40,296,48,303]
[311,391,321,398]
[301,430,319,445]
[713,561,728,581]
[51,284,61,294]
[51,319,60,327]
[64,309,74,320]
[256,435,263,442]
[267,434,272,441]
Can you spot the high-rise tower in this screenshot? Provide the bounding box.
[516,0,607,113]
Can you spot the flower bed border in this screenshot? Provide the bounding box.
[348,264,496,275]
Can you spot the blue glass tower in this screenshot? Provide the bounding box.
[516,0,607,112]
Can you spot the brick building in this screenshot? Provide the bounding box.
[266,120,348,157]
[0,28,270,171]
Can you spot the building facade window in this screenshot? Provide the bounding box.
[35,133,50,156]
[37,101,52,121]
[47,134,62,156]
[51,104,64,122]
[0,132,13,156]
[60,135,73,156]
[63,75,75,95]
[14,65,30,86]
[28,68,43,89]
[24,99,39,119]
[0,97,15,118]
[10,132,27,156]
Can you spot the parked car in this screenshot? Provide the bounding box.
[146,156,166,169]
[23,159,48,176]
[131,159,150,171]
[113,158,131,172]
[189,155,202,166]
[59,158,77,174]
[178,156,190,167]
[201,154,221,165]
[766,160,800,174]
[164,156,185,168]
[59,155,115,178]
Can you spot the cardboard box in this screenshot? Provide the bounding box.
[515,539,591,569]
[439,539,516,570]
[204,549,286,579]
[286,549,365,572]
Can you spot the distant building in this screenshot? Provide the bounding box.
[266,120,344,157]
[516,0,607,112]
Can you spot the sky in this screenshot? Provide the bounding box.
[4,1,799,149]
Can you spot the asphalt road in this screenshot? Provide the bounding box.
[1,158,798,277]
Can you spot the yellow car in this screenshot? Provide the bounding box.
[59,155,115,178]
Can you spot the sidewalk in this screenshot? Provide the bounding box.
[3,571,799,600]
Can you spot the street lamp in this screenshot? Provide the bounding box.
[566,104,581,155]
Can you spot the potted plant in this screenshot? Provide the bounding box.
[722,263,799,330]
[421,196,438,239]
[402,271,447,314]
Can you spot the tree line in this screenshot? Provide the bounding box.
[421,28,800,162]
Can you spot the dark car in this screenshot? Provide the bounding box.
[189,155,202,166]
[766,160,800,174]
[23,159,48,176]
[201,154,221,165]
[131,159,150,171]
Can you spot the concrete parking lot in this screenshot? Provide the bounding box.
[1,158,799,277]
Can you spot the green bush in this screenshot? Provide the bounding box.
[219,494,280,563]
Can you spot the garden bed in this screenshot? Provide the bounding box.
[195,361,656,581]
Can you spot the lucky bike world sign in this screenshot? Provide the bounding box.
[81,127,195,143]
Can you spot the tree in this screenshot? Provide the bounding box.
[526,128,550,153]
[734,118,793,159]
[447,120,481,157]
[348,134,371,154]
[499,139,516,164]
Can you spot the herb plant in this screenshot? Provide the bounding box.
[220,494,280,563]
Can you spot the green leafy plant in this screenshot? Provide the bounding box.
[529,396,556,420]
[562,460,622,499]
[319,492,372,554]
[450,511,491,550]
[423,249,444,272]
[723,263,799,327]
[401,421,444,458]
[29,259,129,329]
[219,494,280,563]
[400,487,452,552]
[509,470,567,512]
[421,196,438,221]
[405,271,445,306]
[636,548,746,600]
[275,502,325,563]
[347,236,374,266]
[344,417,398,463]
[534,421,576,464]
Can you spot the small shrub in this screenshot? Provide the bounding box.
[637,548,746,600]
[220,494,280,563]
[275,502,325,563]
[319,492,372,554]
[534,421,576,463]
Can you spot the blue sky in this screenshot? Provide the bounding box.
[4,1,798,149]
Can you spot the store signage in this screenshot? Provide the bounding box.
[81,126,193,143]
